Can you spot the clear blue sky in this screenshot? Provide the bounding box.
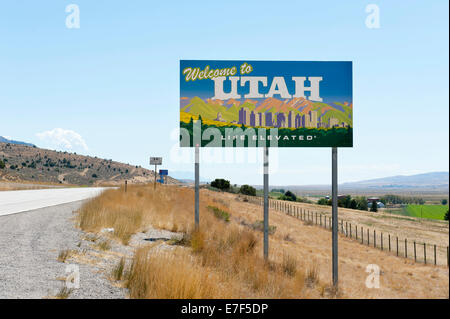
[1,0,448,185]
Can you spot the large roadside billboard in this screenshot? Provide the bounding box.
[180,60,352,147]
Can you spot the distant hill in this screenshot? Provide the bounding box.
[257,172,449,196]
[342,172,449,189]
[0,136,36,147]
[0,143,179,186]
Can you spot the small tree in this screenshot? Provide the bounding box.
[370,200,378,212]
[285,191,297,201]
[0,159,5,169]
[239,184,256,196]
[280,190,297,202]
[442,199,448,205]
[356,196,368,211]
[211,178,230,191]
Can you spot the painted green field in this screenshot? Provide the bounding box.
[388,205,449,220]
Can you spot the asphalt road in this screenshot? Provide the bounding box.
[0,187,107,216]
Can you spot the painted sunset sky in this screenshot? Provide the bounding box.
[180,60,353,104]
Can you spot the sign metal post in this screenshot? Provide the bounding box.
[263,146,269,260]
[195,144,200,230]
[332,147,338,287]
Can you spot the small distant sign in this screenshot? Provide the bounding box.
[159,169,168,176]
[150,157,162,165]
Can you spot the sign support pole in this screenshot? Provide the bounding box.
[263,146,269,261]
[332,147,338,287]
[154,164,157,190]
[195,144,200,230]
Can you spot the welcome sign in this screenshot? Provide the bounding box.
[180,60,353,147]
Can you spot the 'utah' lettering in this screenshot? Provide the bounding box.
[212,76,323,102]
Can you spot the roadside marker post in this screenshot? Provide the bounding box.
[150,157,162,190]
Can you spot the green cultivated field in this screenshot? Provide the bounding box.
[389,205,448,220]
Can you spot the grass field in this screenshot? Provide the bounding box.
[388,205,448,220]
[76,184,449,299]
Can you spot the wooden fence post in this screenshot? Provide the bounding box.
[374,230,376,248]
[424,243,427,265]
[414,241,417,262]
[389,234,391,252]
[405,239,408,258]
[367,229,370,246]
[356,225,358,240]
[350,223,352,238]
[396,237,399,257]
[381,233,383,251]
[361,227,364,243]
[434,245,437,266]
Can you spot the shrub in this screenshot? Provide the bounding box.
[0,159,5,169]
[239,184,256,196]
[112,257,126,281]
[210,178,230,190]
[207,205,230,222]
[251,220,276,235]
[442,199,448,205]
[92,173,98,178]
[370,200,378,212]
[282,254,297,277]
[280,190,296,202]
[445,210,449,221]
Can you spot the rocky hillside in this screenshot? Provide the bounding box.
[0,143,178,186]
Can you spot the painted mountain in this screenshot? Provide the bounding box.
[180,97,352,128]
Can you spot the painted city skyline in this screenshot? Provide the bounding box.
[180,95,353,130]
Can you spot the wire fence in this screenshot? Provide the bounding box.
[241,195,449,267]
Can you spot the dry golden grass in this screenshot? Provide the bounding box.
[78,185,321,298]
[55,286,73,299]
[127,247,230,298]
[77,185,449,299]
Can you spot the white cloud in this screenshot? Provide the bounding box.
[36,128,88,152]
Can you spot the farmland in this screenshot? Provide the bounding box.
[387,205,448,220]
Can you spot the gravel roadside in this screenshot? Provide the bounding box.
[0,200,127,299]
